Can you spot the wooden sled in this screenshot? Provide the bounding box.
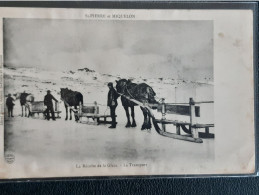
[153,98,214,143]
[118,92,214,143]
[31,101,61,119]
[75,102,116,125]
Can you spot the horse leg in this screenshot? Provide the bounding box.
[74,105,79,121]
[24,105,27,117]
[131,106,136,127]
[146,113,152,130]
[26,105,30,118]
[65,104,68,120]
[26,103,31,118]
[69,108,72,120]
[140,107,147,130]
[124,106,131,128]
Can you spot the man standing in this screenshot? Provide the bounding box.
[44,90,58,121]
[6,94,15,117]
[107,82,119,128]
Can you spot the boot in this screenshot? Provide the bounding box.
[109,125,116,129]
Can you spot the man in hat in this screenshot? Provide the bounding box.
[6,94,15,117]
[43,90,58,121]
[107,82,119,128]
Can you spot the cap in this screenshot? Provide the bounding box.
[47,90,51,93]
[107,82,113,87]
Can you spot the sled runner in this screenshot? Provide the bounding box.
[155,98,214,143]
[118,92,214,143]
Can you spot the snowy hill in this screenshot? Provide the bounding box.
[4,66,213,103]
[4,66,214,124]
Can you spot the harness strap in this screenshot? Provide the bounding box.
[125,84,137,99]
[117,92,153,108]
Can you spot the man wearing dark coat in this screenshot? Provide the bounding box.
[43,90,58,121]
[20,92,28,106]
[107,82,119,128]
[6,94,15,117]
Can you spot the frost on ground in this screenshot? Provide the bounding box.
[3,67,215,176]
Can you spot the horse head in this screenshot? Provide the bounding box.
[26,94,35,103]
[14,93,21,99]
[60,88,69,99]
[115,79,128,94]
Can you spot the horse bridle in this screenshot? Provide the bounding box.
[119,81,136,100]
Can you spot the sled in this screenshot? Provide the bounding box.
[75,102,116,125]
[154,98,215,143]
[118,92,214,143]
[30,101,61,118]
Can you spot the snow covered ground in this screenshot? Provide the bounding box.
[4,116,214,177]
[4,66,214,123]
[3,67,215,177]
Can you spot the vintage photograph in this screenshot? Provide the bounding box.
[3,18,214,174]
[0,7,254,178]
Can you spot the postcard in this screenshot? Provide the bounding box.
[0,7,255,178]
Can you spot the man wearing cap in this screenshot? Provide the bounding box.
[6,94,15,117]
[43,90,58,121]
[107,82,119,128]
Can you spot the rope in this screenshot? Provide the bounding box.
[195,101,214,104]
[154,96,163,103]
[160,101,214,105]
[117,92,152,109]
[122,88,214,106]
[103,107,109,115]
[166,103,190,105]
[61,100,107,107]
[81,103,107,106]
[120,81,140,100]
[97,103,108,107]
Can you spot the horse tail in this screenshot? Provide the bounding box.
[80,94,83,105]
[145,86,156,97]
[77,93,83,106]
[30,95,35,102]
[147,86,158,104]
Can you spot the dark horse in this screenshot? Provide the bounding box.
[116,79,157,130]
[60,88,83,121]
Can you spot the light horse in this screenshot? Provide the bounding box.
[15,92,34,117]
[115,79,158,130]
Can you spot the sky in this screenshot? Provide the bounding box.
[4,19,213,81]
